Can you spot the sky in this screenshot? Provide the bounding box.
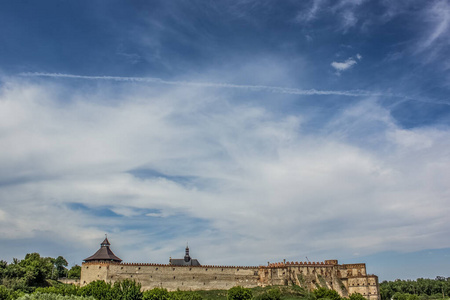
[0,0,450,282]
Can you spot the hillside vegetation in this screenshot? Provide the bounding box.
[380,278,450,300]
[2,253,450,300]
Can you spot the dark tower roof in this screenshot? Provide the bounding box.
[170,244,201,266]
[84,236,122,263]
[184,245,190,262]
[101,237,110,246]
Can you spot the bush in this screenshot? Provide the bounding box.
[79,280,115,300]
[314,287,341,300]
[227,286,252,300]
[143,288,170,300]
[349,293,366,300]
[112,279,142,300]
[254,288,281,300]
[168,290,202,300]
[0,286,11,300]
[34,285,78,296]
[17,294,95,300]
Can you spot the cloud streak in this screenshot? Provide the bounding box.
[20,72,419,101]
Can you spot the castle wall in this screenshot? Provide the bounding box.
[262,261,349,297]
[81,262,259,291]
[346,275,379,300]
[80,260,380,300]
[81,261,110,285]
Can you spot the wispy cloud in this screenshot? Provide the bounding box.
[417,0,450,53]
[1,77,450,269]
[19,72,398,99]
[296,0,326,23]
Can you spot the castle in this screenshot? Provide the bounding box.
[80,238,380,300]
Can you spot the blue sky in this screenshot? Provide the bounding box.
[1,0,450,282]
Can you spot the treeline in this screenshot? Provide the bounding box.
[0,281,369,300]
[380,277,450,300]
[0,253,81,292]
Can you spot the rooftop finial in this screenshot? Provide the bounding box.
[101,234,110,247]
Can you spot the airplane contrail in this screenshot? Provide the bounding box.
[20,72,448,106]
[20,72,386,97]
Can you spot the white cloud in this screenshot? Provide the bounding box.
[331,57,358,74]
[0,77,450,267]
[330,53,362,74]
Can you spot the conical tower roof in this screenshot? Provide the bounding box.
[84,236,122,262]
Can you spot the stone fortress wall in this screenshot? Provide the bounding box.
[81,259,379,300]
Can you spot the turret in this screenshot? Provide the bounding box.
[184,245,191,262]
[83,236,122,263]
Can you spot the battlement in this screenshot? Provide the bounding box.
[83,261,259,269]
[342,264,366,269]
[266,260,337,268]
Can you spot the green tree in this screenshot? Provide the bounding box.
[53,258,68,279]
[0,261,8,281]
[393,292,408,300]
[142,288,169,300]
[0,285,11,300]
[227,286,252,300]
[66,266,80,280]
[349,293,366,300]
[112,279,142,300]
[18,253,53,287]
[79,280,114,300]
[314,287,341,300]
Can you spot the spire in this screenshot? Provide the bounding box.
[184,243,190,262]
[101,234,110,247]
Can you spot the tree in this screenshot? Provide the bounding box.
[112,279,142,300]
[0,285,11,300]
[227,286,252,300]
[79,280,114,300]
[142,288,169,300]
[67,266,81,280]
[0,261,8,281]
[349,293,366,300]
[314,287,341,300]
[53,257,68,279]
[18,253,53,287]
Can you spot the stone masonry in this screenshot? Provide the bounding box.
[80,240,380,300]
